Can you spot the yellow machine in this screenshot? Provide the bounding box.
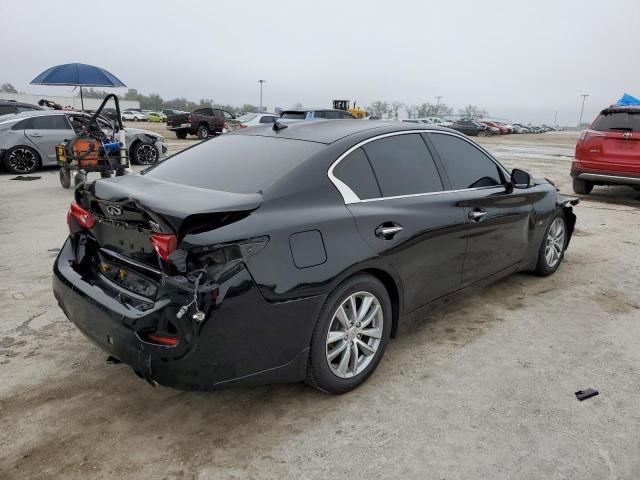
[332,100,368,119]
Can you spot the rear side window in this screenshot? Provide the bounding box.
[195,108,213,116]
[333,148,381,200]
[591,112,640,131]
[29,115,69,130]
[429,133,504,189]
[259,116,276,124]
[143,135,324,193]
[11,118,31,130]
[0,105,15,115]
[363,134,443,197]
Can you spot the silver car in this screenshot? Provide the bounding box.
[0,110,167,174]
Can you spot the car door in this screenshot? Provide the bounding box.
[335,132,468,313]
[24,114,73,164]
[427,132,534,285]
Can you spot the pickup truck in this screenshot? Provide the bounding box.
[166,107,236,139]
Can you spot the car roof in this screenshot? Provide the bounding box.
[232,119,452,144]
[281,108,350,113]
[0,100,42,108]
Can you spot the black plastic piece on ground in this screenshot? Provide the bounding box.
[106,355,122,364]
[272,121,288,132]
[10,176,41,181]
[575,388,599,401]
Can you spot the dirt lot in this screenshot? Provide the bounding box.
[1,129,639,479]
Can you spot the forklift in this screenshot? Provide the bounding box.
[332,100,368,119]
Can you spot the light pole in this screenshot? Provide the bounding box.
[258,80,266,110]
[435,96,442,116]
[578,94,589,127]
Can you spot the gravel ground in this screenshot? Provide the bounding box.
[1,129,639,479]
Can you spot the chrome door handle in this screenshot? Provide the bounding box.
[468,209,487,222]
[375,224,403,239]
[30,133,43,137]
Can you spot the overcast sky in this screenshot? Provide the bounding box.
[1,0,638,124]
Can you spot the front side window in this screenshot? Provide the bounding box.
[429,133,504,189]
[333,148,381,200]
[222,110,234,120]
[259,115,276,124]
[362,134,443,197]
[29,115,69,130]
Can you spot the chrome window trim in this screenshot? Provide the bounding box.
[327,129,510,205]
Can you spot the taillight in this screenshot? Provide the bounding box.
[150,233,178,262]
[67,201,95,232]
[579,129,606,142]
[187,114,192,123]
[239,123,248,128]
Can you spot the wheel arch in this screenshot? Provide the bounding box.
[361,267,402,338]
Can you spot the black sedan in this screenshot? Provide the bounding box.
[53,121,578,394]
[450,118,489,136]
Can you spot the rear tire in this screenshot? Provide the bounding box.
[196,125,209,140]
[534,210,567,276]
[3,145,41,174]
[572,177,594,194]
[176,131,188,139]
[306,274,392,394]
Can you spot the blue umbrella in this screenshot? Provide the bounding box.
[30,63,126,111]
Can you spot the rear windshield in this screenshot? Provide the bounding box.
[143,135,323,193]
[591,111,640,132]
[281,112,307,120]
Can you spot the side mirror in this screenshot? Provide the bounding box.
[510,168,531,190]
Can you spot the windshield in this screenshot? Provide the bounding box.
[143,135,324,193]
[591,111,640,132]
[237,113,257,122]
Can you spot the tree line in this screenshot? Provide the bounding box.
[365,100,488,120]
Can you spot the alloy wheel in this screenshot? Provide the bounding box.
[8,148,37,173]
[325,291,383,378]
[136,144,158,164]
[544,217,565,268]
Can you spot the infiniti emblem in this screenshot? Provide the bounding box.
[623,132,633,139]
[106,205,123,216]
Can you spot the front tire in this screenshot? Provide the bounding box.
[3,145,41,174]
[535,211,567,276]
[306,274,392,394]
[131,142,159,165]
[572,177,593,195]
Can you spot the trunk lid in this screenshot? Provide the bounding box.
[166,113,190,128]
[578,109,640,173]
[76,175,262,265]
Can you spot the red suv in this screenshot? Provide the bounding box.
[571,106,640,194]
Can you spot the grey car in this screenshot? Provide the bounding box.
[0,110,168,174]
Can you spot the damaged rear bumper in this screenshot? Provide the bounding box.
[53,238,317,390]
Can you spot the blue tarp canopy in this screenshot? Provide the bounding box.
[615,93,640,106]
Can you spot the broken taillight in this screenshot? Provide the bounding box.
[150,233,178,261]
[67,201,95,232]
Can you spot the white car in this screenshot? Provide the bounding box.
[401,117,453,127]
[234,112,279,128]
[122,110,146,122]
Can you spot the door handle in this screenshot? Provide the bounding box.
[30,133,43,137]
[375,223,403,239]
[468,208,487,222]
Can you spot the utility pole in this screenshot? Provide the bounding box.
[435,96,442,116]
[578,94,589,127]
[554,111,558,127]
[258,80,266,110]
